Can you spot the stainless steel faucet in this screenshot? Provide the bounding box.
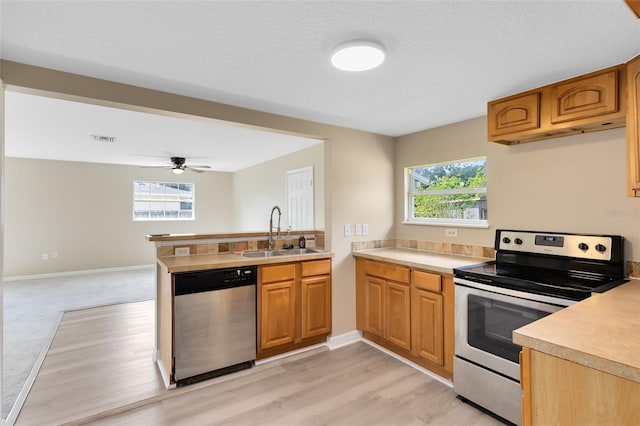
[268,205,282,250]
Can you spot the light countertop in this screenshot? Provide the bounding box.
[352,248,488,274]
[513,280,640,383]
[158,250,333,273]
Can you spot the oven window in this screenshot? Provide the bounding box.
[468,294,553,363]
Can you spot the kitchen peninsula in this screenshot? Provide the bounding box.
[147,232,333,388]
[514,280,640,426]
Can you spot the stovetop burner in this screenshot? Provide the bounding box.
[454,230,627,302]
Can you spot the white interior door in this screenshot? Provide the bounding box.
[287,166,314,230]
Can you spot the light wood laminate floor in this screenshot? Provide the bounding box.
[17,301,504,426]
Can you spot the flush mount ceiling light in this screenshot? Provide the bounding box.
[331,40,386,72]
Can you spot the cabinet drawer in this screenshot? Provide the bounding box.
[261,263,296,283]
[412,270,442,293]
[301,259,331,277]
[364,260,410,283]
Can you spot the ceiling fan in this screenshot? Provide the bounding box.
[144,156,212,174]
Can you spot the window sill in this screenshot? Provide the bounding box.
[401,220,489,229]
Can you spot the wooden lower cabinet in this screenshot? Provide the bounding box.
[258,259,332,359]
[520,348,640,426]
[260,279,296,350]
[356,258,453,380]
[363,276,385,337]
[411,287,443,366]
[384,281,411,350]
[301,274,331,339]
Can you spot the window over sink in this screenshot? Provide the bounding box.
[133,181,195,221]
[404,157,487,227]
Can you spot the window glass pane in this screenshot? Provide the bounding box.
[133,181,195,221]
[406,158,487,224]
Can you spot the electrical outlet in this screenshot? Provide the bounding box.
[363,224,369,236]
[52,251,58,259]
[344,224,351,237]
[445,228,458,238]
[174,247,191,256]
[355,224,362,236]
[42,253,48,261]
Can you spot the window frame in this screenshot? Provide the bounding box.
[404,157,488,228]
[132,180,195,222]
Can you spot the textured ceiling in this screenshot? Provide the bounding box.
[1,1,640,168]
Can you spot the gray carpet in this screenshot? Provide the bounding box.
[2,267,155,418]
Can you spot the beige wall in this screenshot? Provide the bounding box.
[396,117,640,262]
[232,143,325,232]
[1,61,396,335]
[3,158,234,276]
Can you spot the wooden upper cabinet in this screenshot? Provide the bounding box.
[488,65,626,144]
[550,69,620,124]
[627,54,640,197]
[488,92,541,138]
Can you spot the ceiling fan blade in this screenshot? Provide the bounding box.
[140,165,171,169]
[188,164,212,169]
[187,167,206,173]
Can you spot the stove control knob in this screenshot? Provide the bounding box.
[514,238,523,245]
[578,243,589,251]
[502,237,511,244]
[595,244,607,253]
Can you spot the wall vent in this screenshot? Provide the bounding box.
[91,135,117,143]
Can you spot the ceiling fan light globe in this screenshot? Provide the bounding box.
[172,167,185,175]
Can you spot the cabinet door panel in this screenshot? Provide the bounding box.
[260,280,296,350]
[628,55,640,196]
[488,92,540,138]
[412,288,443,365]
[551,70,619,124]
[301,276,331,338]
[364,276,385,338]
[385,281,411,351]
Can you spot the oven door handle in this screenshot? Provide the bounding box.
[454,277,575,308]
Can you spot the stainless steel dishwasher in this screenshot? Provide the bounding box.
[173,265,256,386]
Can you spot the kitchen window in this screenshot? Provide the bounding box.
[133,181,195,221]
[405,157,487,227]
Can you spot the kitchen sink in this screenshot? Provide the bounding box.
[241,250,283,258]
[275,248,324,255]
[240,248,325,258]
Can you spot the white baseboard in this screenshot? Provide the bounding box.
[327,330,362,350]
[360,338,453,388]
[3,264,155,282]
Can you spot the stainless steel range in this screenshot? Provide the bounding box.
[453,229,627,425]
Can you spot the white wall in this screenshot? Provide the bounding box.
[395,117,640,263]
[231,143,324,232]
[3,158,234,276]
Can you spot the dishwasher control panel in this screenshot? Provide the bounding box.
[174,266,257,296]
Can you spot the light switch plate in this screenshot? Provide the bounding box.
[363,224,369,236]
[344,224,351,237]
[355,224,362,236]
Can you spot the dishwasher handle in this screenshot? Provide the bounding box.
[174,266,257,296]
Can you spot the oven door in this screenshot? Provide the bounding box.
[454,277,571,381]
